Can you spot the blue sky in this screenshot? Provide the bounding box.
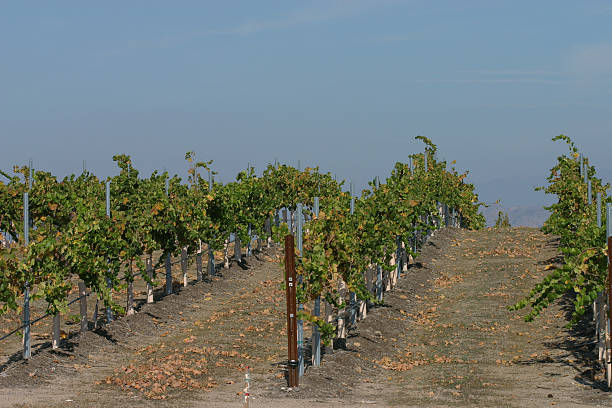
[1,1,611,219]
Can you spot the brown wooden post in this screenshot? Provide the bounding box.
[285,235,299,388]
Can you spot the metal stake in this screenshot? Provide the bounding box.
[105,181,112,323]
[23,192,31,359]
[598,192,602,228]
[312,197,321,367]
[296,203,304,377]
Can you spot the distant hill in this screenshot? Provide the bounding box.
[480,205,549,228]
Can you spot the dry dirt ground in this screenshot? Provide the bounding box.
[0,249,219,366]
[1,227,612,407]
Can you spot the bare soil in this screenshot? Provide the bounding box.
[0,249,221,367]
[1,227,611,407]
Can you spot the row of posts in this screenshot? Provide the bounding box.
[17,152,441,360]
[19,170,219,359]
[283,189,458,386]
[581,154,612,387]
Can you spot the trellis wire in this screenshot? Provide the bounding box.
[1,254,185,343]
[4,169,455,384]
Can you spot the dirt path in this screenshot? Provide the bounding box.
[0,247,290,408]
[371,227,609,407]
[1,227,612,407]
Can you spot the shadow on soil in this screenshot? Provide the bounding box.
[517,291,607,391]
[0,254,258,377]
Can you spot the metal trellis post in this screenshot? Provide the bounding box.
[105,181,113,323]
[606,203,612,244]
[165,178,173,295]
[23,192,31,359]
[207,171,215,275]
[376,264,383,302]
[312,197,321,367]
[597,192,602,228]
[349,184,357,327]
[397,235,403,280]
[296,202,304,377]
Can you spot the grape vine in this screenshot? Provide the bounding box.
[510,135,609,324]
[0,137,484,346]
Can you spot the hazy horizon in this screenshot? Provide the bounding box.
[2,1,611,218]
